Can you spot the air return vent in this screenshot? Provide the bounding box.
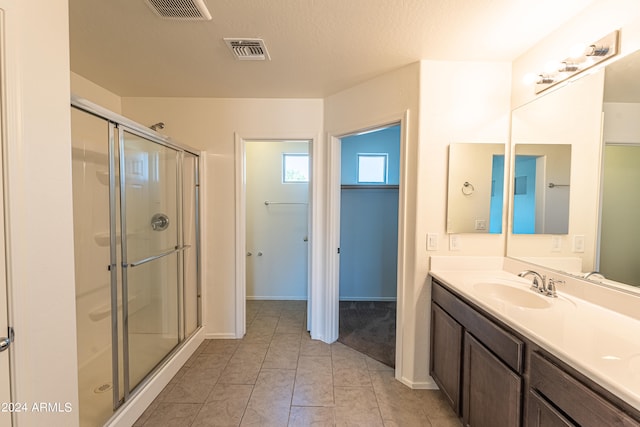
[145,0,212,21]
[224,38,271,61]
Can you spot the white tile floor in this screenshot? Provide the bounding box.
[134,301,461,426]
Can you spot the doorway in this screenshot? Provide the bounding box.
[245,141,310,324]
[599,143,640,285]
[337,125,400,368]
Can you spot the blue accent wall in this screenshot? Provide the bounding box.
[339,125,400,300]
[513,156,537,234]
[489,155,505,233]
[341,126,400,185]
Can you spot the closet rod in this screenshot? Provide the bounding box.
[341,185,399,190]
[264,201,308,206]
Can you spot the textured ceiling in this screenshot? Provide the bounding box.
[69,0,597,98]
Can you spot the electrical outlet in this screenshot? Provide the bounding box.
[551,236,562,252]
[449,234,460,251]
[573,235,585,253]
[475,219,487,231]
[427,233,438,251]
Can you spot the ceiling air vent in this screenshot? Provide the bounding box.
[144,0,212,21]
[224,38,271,61]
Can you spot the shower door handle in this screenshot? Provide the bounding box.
[0,327,14,352]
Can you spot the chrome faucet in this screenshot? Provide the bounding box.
[545,278,564,298]
[518,270,546,293]
[584,271,605,280]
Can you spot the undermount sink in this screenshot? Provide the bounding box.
[473,282,552,309]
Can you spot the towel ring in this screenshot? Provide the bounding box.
[462,181,475,196]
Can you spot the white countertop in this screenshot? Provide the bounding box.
[430,268,640,412]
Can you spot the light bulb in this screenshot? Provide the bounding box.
[569,43,587,59]
[522,72,537,85]
[544,60,561,74]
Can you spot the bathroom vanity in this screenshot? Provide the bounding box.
[429,270,640,427]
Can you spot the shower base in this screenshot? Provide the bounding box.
[78,333,178,427]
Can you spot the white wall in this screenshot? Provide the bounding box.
[246,140,309,300]
[71,71,122,113]
[2,0,79,425]
[603,102,640,142]
[419,60,512,385]
[121,97,324,337]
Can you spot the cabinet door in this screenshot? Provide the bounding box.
[430,303,463,413]
[463,332,522,427]
[527,390,575,427]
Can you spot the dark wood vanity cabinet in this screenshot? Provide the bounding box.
[430,303,462,412]
[430,278,640,427]
[431,280,524,426]
[463,332,522,426]
[529,352,640,427]
[527,389,574,427]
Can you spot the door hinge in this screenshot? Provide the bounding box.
[337,247,340,254]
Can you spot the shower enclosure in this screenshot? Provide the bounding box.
[71,98,201,427]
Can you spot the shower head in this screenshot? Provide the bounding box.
[150,122,165,131]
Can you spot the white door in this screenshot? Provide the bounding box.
[0,11,12,423]
[246,141,309,300]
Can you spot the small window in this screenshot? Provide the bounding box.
[283,154,309,183]
[357,154,387,183]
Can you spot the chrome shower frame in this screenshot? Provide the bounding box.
[71,95,202,414]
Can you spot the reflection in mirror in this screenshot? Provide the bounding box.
[507,66,604,275]
[508,47,640,294]
[513,144,571,234]
[599,50,640,287]
[447,143,504,234]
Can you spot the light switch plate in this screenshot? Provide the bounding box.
[427,233,438,251]
[449,234,460,251]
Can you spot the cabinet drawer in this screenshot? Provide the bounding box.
[432,280,524,373]
[530,352,639,427]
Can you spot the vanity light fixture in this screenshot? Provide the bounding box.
[531,30,619,94]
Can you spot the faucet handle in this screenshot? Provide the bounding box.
[546,278,564,297]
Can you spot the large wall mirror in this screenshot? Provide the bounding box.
[507,47,640,291]
[447,143,505,234]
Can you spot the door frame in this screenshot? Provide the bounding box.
[326,111,410,378]
[0,4,16,426]
[234,133,322,339]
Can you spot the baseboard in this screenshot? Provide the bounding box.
[339,297,397,302]
[205,332,238,339]
[246,296,308,300]
[398,374,439,390]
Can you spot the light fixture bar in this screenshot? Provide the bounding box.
[534,30,619,94]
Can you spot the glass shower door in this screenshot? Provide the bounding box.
[120,129,180,392]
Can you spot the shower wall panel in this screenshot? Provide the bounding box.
[71,108,115,427]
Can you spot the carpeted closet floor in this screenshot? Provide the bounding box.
[337,301,396,368]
